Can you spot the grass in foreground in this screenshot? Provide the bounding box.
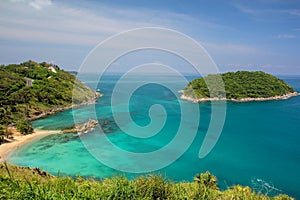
[0,163,294,200]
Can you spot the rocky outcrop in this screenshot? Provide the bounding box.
[180,91,299,103]
[62,119,99,135]
[32,167,51,177]
[62,117,117,136]
[0,163,53,178]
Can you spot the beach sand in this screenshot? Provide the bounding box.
[0,129,60,163]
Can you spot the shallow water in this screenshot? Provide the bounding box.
[9,74,300,198]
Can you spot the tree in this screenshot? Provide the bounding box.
[0,124,5,144]
[184,71,295,99]
[0,106,12,138]
[16,120,33,135]
[4,128,13,139]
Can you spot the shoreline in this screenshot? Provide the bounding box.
[180,91,299,103]
[28,92,102,121]
[0,129,61,163]
[0,93,102,164]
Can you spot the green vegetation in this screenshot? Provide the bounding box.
[0,61,97,134]
[16,119,33,135]
[183,71,296,99]
[0,124,5,144]
[0,163,293,199]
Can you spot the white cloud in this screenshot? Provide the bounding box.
[0,0,234,48]
[9,0,52,10]
[203,42,262,56]
[274,34,296,39]
[9,0,23,2]
[29,0,52,10]
[283,9,300,17]
[2,1,299,74]
[0,1,148,46]
[235,6,260,16]
[235,5,300,19]
[0,0,241,71]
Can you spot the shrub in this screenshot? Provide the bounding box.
[194,171,218,189]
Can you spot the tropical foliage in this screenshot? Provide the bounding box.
[0,163,293,199]
[16,119,33,135]
[183,71,296,99]
[0,61,96,131]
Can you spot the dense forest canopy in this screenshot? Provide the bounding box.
[0,61,96,130]
[183,71,296,99]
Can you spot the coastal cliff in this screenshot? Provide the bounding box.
[181,71,298,103]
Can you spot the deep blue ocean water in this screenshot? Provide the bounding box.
[8,74,300,198]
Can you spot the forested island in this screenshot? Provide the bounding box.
[181,71,298,103]
[0,61,100,136]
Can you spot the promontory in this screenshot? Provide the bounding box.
[0,60,101,135]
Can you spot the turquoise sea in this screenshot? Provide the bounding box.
[8,74,300,198]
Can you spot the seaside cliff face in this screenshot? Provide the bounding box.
[182,71,297,102]
[0,61,100,127]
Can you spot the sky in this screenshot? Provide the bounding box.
[1,0,300,75]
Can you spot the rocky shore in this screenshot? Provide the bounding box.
[180,91,299,103]
[28,92,102,121]
[0,92,103,162]
[62,118,116,135]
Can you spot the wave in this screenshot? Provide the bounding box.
[251,177,283,196]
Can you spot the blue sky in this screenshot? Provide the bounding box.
[1,0,300,74]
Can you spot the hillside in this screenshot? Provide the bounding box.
[182,71,297,102]
[0,61,99,129]
[0,163,293,199]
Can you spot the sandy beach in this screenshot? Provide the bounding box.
[0,129,60,163]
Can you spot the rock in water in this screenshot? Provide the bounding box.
[62,119,99,135]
